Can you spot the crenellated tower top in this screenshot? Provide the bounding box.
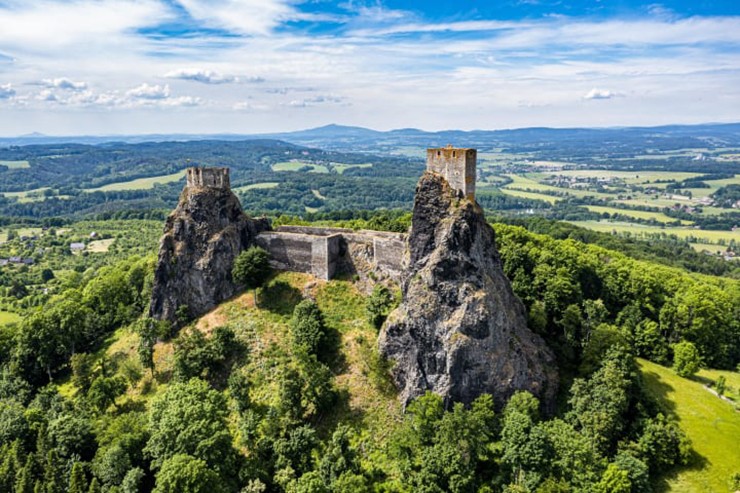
[426,145,476,200]
[186,167,231,189]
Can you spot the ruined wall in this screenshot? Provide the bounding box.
[426,147,476,200]
[257,226,407,282]
[186,167,231,189]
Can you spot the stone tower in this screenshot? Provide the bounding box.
[426,146,476,201]
[186,167,231,189]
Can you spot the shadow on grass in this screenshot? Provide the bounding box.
[653,449,711,493]
[258,280,303,316]
[640,369,678,417]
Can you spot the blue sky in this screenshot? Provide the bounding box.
[0,0,738,135]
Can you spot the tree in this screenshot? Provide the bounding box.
[71,353,95,394]
[672,341,701,377]
[153,454,226,493]
[121,468,145,493]
[232,247,271,305]
[136,318,166,376]
[290,300,326,356]
[366,285,396,329]
[145,379,237,476]
[594,464,631,493]
[87,376,126,412]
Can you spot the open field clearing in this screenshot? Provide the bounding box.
[0,160,31,168]
[584,205,692,225]
[499,188,559,204]
[272,161,329,173]
[332,163,372,174]
[234,182,279,192]
[0,311,21,325]
[566,220,740,244]
[85,170,186,192]
[546,169,703,185]
[688,243,729,255]
[87,238,115,253]
[638,359,740,493]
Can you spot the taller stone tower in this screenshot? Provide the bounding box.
[426,145,476,201]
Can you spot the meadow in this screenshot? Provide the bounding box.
[0,160,31,169]
[638,359,740,493]
[84,170,186,192]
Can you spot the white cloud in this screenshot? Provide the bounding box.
[176,0,294,35]
[126,83,170,100]
[583,88,622,100]
[286,95,346,108]
[35,89,58,101]
[234,100,269,111]
[0,83,15,99]
[41,78,88,91]
[165,68,237,84]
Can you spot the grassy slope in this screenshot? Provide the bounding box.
[638,359,740,493]
[84,171,186,192]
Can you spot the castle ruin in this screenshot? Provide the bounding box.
[426,145,476,200]
[187,167,230,189]
[176,146,476,282]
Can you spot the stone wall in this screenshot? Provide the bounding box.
[256,226,407,281]
[426,147,476,200]
[186,167,231,189]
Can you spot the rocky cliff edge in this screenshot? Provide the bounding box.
[149,184,269,324]
[378,172,558,410]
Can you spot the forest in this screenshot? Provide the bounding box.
[0,209,738,492]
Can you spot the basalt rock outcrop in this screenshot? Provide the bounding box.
[149,180,269,324]
[379,172,558,410]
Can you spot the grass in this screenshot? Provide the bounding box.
[233,182,279,192]
[0,160,31,169]
[550,170,703,185]
[1,187,51,203]
[87,238,115,253]
[584,205,692,225]
[638,359,740,493]
[695,367,740,403]
[0,311,21,325]
[272,161,330,173]
[85,170,186,192]
[499,188,559,204]
[505,174,614,200]
[332,163,372,174]
[566,220,740,245]
[312,189,326,200]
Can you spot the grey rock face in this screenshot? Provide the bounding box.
[378,172,558,410]
[149,185,269,323]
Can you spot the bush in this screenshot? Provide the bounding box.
[366,285,396,330]
[290,300,326,356]
[672,341,701,378]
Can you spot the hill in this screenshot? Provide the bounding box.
[639,359,740,493]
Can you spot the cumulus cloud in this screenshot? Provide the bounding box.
[35,89,58,101]
[583,88,622,100]
[176,0,294,35]
[41,78,87,91]
[0,83,15,99]
[165,69,237,84]
[126,83,170,100]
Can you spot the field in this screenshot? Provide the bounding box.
[272,161,329,173]
[87,238,115,253]
[0,311,21,325]
[85,170,186,192]
[499,188,559,204]
[0,160,31,169]
[1,187,52,203]
[548,170,703,185]
[584,205,692,225]
[566,221,740,246]
[233,182,279,192]
[638,359,740,493]
[332,163,372,174]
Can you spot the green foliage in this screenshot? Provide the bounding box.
[636,414,691,471]
[136,317,167,375]
[366,285,396,329]
[173,326,243,385]
[68,462,88,493]
[672,341,701,377]
[290,300,327,357]
[87,376,126,413]
[232,247,271,292]
[70,353,95,394]
[145,379,237,477]
[715,375,726,396]
[153,454,226,493]
[594,464,631,493]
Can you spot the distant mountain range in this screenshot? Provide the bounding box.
[2,122,740,152]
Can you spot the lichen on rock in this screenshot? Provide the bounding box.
[378,171,558,411]
[149,180,269,324]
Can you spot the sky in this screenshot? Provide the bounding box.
[0,0,739,136]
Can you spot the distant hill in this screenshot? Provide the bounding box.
[3,122,740,151]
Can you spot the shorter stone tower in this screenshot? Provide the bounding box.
[186,167,230,189]
[426,146,476,201]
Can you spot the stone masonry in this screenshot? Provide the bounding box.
[426,145,476,201]
[186,167,230,189]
